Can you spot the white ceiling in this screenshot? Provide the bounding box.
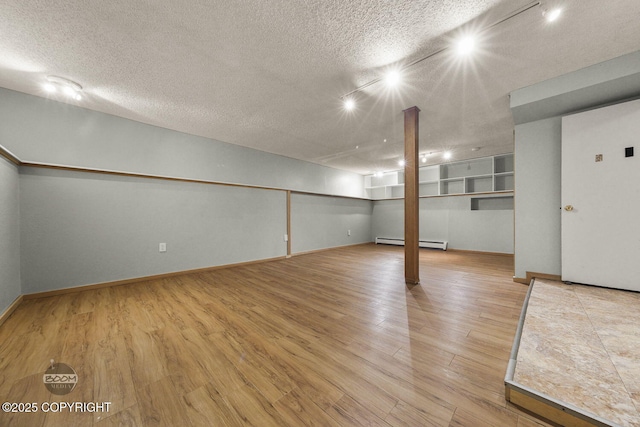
[1,0,639,175]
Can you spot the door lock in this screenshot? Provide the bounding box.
[564,205,574,211]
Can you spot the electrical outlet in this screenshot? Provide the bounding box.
[159,243,167,252]
[283,234,288,242]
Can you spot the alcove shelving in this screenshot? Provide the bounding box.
[364,153,514,200]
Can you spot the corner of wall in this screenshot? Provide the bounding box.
[0,155,22,316]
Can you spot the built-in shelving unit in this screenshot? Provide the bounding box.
[365,154,514,200]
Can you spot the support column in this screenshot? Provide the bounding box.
[403,106,420,285]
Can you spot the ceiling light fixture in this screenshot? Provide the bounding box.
[443,151,452,160]
[339,1,541,102]
[421,155,427,163]
[543,7,562,22]
[343,97,355,111]
[456,36,476,56]
[398,159,406,167]
[385,70,402,87]
[44,75,83,101]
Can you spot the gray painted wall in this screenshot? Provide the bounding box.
[0,157,21,313]
[2,87,521,297]
[20,167,287,293]
[513,118,562,278]
[291,193,372,253]
[0,88,364,198]
[372,195,514,254]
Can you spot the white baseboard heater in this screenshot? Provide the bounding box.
[375,237,448,251]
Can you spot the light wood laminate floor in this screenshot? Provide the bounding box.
[0,244,550,426]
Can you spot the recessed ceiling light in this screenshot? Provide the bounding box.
[471,147,482,152]
[398,159,406,167]
[544,7,562,22]
[421,155,427,163]
[443,151,452,160]
[375,171,383,177]
[456,36,476,56]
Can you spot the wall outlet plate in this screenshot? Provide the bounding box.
[159,243,167,252]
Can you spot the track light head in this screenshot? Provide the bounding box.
[343,98,355,111]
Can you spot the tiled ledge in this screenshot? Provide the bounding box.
[505,279,640,427]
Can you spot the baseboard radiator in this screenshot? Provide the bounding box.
[375,237,448,251]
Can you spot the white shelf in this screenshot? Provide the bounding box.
[440,178,464,195]
[365,153,514,200]
[419,166,439,182]
[419,181,439,197]
[440,157,492,179]
[465,175,493,193]
[494,173,514,192]
[494,154,514,174]
[390,186,404,198]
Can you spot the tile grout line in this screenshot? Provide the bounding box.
[573,287,640,418]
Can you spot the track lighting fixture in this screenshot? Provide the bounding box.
[339,1,546,103]
[343,97,355,111]
[43,75,83,101]
[544,8,562,22]
[456,36,476,56]
[385,70,402,87]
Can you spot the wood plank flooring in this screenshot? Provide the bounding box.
[0,244,551,426]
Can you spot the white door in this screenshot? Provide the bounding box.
[561,99,640,292]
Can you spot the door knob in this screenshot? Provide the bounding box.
[564,205,574,211]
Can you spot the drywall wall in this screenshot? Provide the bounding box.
[371,195,514,254]
[20,166,287,293]
[0,156,21,313]
[291,193,372,253]
[511,50,640,125]
[0,88,364,198]
[511,50,640,279]
[513,118,562,278]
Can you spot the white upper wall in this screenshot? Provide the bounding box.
[0,88,365,198]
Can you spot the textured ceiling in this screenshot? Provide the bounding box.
[1,0,640,175]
